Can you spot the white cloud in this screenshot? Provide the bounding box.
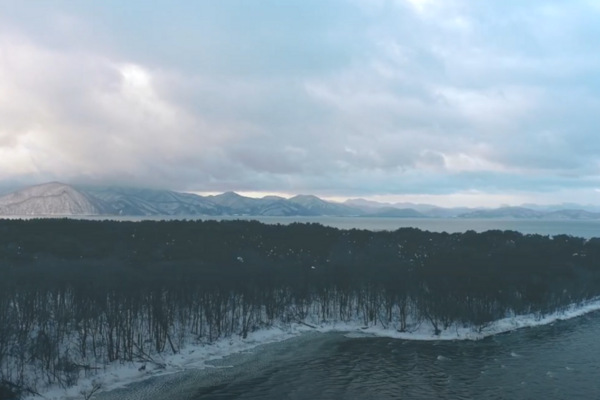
[0,32,257,188]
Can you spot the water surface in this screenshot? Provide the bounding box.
[98,312,600,400]
[19,216,600,238]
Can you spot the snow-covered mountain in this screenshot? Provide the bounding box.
[346,198,600,217]
[458,207,545,219]
[86,186,221,216]
[345,198,477,217]
[459,207,600,220]
[254,198,318,216]
[520,203,600,213]
[82,186,321,216]
[539,209,600,220]
[208,191,258,213]
[288,195,364,216]
[2,182,600,219]
[208,192,318,216]
[0,182,111,216]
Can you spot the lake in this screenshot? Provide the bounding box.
[16,215,600,238]
[96,311,600,400]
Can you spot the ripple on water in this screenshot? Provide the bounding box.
[95,314,600,400]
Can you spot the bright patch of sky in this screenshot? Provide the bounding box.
[1,0,600,206]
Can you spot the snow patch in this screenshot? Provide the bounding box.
[25,296,600,400]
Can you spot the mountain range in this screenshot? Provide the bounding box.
[0,182,600,220]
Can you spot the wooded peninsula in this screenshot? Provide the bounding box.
[1,219,599,398]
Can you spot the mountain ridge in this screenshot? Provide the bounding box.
[1,182,599,220]
[362,207,427,218]
[0,182,111,216]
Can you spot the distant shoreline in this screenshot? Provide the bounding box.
[2,215,600,239]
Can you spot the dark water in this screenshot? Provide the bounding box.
[98,312,600,400]
[29,216,600,238]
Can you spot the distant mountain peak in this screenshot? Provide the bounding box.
[289,194,328,204]
[3,182,600,219]
[458,207,544,219]
[289,194,363,216]
[0,182,110,216]
[290,194,319,200]
[345,198,392,208]
[216,191,243,198]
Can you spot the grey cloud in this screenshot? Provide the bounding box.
[1,0,600,203]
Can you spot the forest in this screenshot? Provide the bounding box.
[1,218,600,398]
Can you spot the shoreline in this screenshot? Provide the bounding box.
[27,296,600,400]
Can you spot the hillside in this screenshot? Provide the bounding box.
[345,198,476,217]
[87,186,222,216]
[289,195,363,216]
[540,209,600,220]
[458,207,545,219]
[0,182,111,216]
[207,192,317,216]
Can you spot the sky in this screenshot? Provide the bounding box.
[1,0,600,207]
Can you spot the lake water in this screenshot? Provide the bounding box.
[97,312,600,400]
[21,215,600,238]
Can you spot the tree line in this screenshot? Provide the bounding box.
[1,218,599,398]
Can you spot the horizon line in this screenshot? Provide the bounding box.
[2,180,600,210]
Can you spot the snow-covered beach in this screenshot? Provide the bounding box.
[28,296,600,400]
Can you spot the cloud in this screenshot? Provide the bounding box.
[1,0,600,205]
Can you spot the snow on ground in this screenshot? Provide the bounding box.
[26,296,600,400]
[339,297,600,341]
[26,327,301,400]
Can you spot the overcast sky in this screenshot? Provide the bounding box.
[1,0,600,206]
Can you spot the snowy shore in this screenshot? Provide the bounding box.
[27,296,600,400]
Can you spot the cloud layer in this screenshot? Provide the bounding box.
[1,0,600,205]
